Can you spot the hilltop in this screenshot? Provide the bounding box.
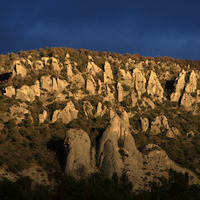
[0,47,200,192]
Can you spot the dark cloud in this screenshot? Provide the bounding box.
[1,0,200,60]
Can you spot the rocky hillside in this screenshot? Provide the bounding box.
[0,47,200,191]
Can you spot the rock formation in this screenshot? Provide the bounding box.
[132,68,146,99]
[52,101,78,124]
[64,128,94,179]
[147,71,164,100]
[170,69,186,102]
[97,115,145,190]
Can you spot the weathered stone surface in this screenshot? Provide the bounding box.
[30,80,40,97]
[150,116,170,135]
[16,85,36,102]
[64,128,93,179]
[131,91,138,107]
[171,127,181,136]
[117,82,123,102]
[143,148,200,187]
[103,84,115,102]
[140,117,149,132]
[4,86,15,97]
[185,70,197,93]
[51,57,61,72]
[132,68,146,99]
[94,102,107,118]
[39,110,47,124]
[57,78,68,92]
[180,92,195,110]
[97,79,102,95]
[87,62,102,76]
[103,61,113,84]
[40,75,53,92]
[52,101,78,124]
[66,64,85,88]
[97,115,144,190]
[86,79,96,95]
[83,101,93,117]
[147,71,164,99]
[34,61,44,70]
[170,69,186,102]
[118,68,132,86]
[10,104,30,123]
[41,57,49,66]
[14,60,27,77]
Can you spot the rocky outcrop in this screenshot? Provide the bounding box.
[150,115,170,135]
[51,57,61,72]
[87,62,102,76]
[97,115,145,190]
[40,75,53,92]
[39,110,47,124]
[66,64,85,88]
[118,68,132,86]
[103,61,114,84]
[64,128,94,179]
[143,146,200,187]
[147,71,164,100]
[180,92,195,110]
[170,69,186,102]
[10,104,30,123]
[16,85,36,102]
[13,60,27,77]
[83,101,93,117]
[34,61,44,70]
[86,78,96,95]
[117,82,123,102]
[4,86,15,97]
[52,101,78,124]
[185,70,197,93]
[140,117,149,132]
[132,68,146,99]
[94,102,107,118]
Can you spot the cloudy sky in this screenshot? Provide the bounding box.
[1,0,200,60]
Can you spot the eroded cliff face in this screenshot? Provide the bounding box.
[1,49,200,191]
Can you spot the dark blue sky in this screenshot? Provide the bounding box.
[1,0,200,60]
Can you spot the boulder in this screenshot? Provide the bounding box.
[4,86,15,97]
[147,71,164,100]
[64,128,94,179]
[52,101,78,124]
[16,85,35,102]
[40,75,53,92]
